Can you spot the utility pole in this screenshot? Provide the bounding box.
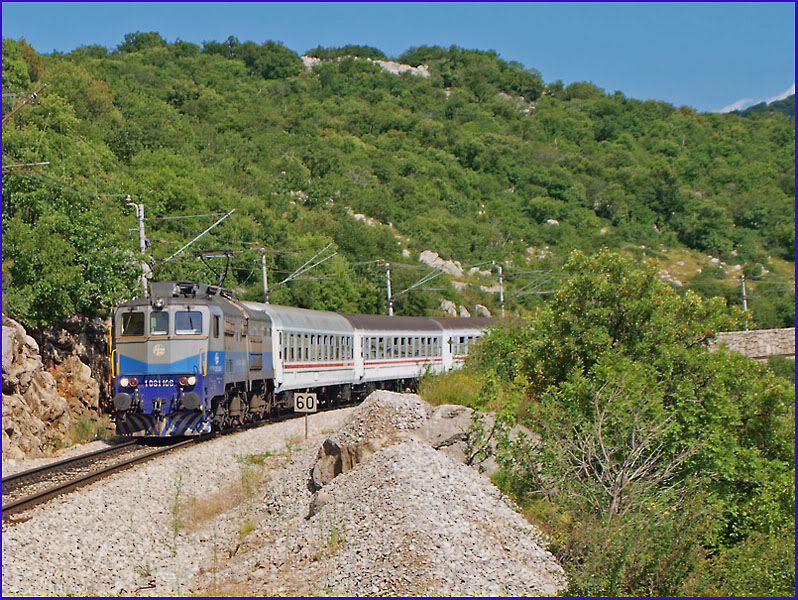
[493,261,505,318]
[741,274,749,331]
[261,248,269,303]
[384,261,394,316]
[126,196,148,295]
[2,83,47,125]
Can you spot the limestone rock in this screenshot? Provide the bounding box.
[458,305,471,318]
[418,250,463,277]
[53,355,101,416]
[475,304,491,318]
[2,316,73,459]
[440,300,457,316]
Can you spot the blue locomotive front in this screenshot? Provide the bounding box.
[111,290,223,436]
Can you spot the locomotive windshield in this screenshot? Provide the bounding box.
[150,312,168,335]
[176,310,203,334]
[121,312,144,336]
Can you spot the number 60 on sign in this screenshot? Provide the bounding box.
[293,392,317,413]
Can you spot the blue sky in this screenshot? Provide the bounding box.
[2,2,794,113]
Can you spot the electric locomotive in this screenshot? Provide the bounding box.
[111,281,265,436]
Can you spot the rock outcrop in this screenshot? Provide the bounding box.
[2,316,71,459]
[439,299,457,316]
[418,250,463,277]
[2,315,107,460]
[35,316,112,409]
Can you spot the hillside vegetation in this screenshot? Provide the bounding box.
[1,34,794,329]
[425,250,794,596]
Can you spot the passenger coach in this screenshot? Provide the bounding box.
[111,281,493,437]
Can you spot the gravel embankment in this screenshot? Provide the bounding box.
[2,393,565,596]
[2,409,356,596]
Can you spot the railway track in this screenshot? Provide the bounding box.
[1,395,363,522]
[2,439,195,521]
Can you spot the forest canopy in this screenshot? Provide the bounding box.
[1,35,794,329]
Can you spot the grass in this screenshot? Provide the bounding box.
[238,518,256,541]
[66,414,112,445]
[312,505,347,562]
[418,369,482,407]
[237,451,274,466]
[170,468,185,555]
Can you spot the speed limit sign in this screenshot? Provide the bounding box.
[293,392,317,413]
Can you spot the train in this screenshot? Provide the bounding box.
[110,281,494,437]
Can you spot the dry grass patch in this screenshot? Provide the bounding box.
[181,465,268,526]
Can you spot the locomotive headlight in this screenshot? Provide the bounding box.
[120,377,129,387]
[187,375,197,386]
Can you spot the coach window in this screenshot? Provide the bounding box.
[121,312,145,336]
[150,312,168,336]
[176,311,203,335]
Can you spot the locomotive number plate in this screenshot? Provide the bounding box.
[293,392,317,413]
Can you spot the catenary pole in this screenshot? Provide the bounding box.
[126,196,148,294]
[385,261,394,316]
[261,248,269,303]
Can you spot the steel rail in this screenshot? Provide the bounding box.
[2,440,139,487]
[2,440,194,519]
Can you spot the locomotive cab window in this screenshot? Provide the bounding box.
[150,312,168,336]
[176,311,203,334]
[213,316,220,338]
[121,312,144,336]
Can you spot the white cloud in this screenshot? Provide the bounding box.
[719,98,755,113]
[717,83,795,113]
[766,83,795,104]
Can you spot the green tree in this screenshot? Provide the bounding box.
[117,31,167,53]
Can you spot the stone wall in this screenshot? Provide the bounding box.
[712,327,795,361]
